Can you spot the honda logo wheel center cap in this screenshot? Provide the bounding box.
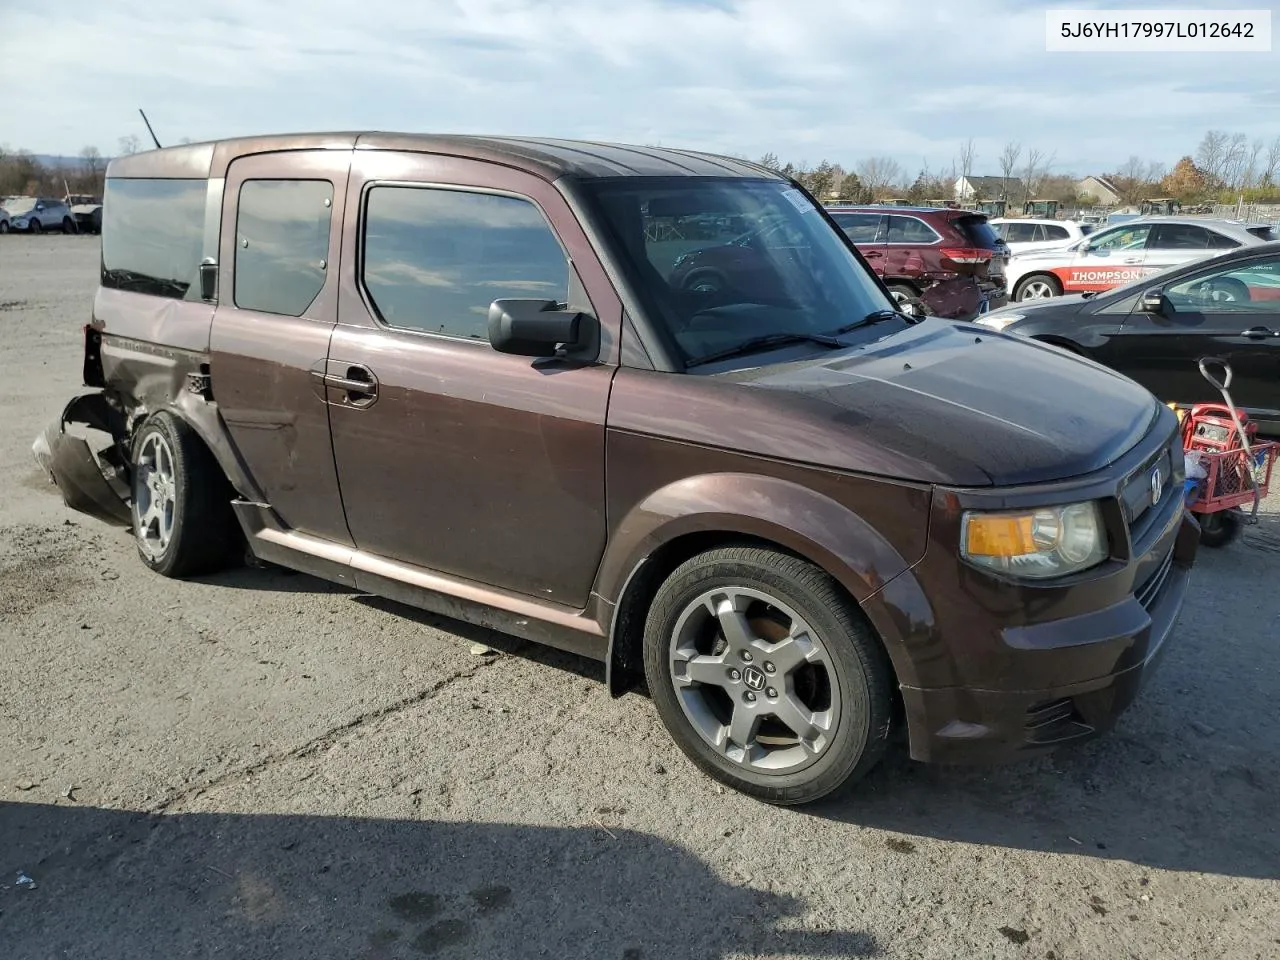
[742,665,766,691]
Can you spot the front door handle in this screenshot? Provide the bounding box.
[1240,326,1276,340]
[1122,257,1143,264]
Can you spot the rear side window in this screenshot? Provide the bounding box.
[952,215,1001,248]
[1045,224,1071,240]
[1246,225,1276,242]
[234,180,333,317]
[831,212,884,243]
[362,186,569,340]
[887,216,938,243]
[1149,223,1227,250]
[101,178,207,299]
[1003,222,1037,243]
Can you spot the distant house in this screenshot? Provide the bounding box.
[954,175,1026,201]
[1078,175,1122,205]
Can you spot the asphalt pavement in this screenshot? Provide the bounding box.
[2,235,1277,959]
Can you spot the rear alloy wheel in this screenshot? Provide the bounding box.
[643,546,894,805]
[886,283,917,306]
[1015,274,1062,301]
[131,412,241,578]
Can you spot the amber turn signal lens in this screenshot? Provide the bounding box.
[964,514,1037,558]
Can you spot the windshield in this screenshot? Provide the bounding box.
[3,197,37,215]
[578,177,903,367]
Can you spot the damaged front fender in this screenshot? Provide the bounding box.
[32,393,132,528]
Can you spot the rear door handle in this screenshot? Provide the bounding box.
[1240,326,1277,340]
[1122,257,1143,264]
[312,364,378,405]
[863,251,882,258]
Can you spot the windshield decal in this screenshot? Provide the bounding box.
[780,188,815,215]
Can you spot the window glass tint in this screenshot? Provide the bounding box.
[580,177,901,367]
[1045,224,1070,240]
[1149,224,1215,250]
[831,213,882,243]
[1208,230,1243,249]
[1004,222,1036,243]
[1245,225,1276,242]
[362,187,568,339]
[1165,256,1280,313]
[101,178,206,299]
[234,180,332,316]
[887,215,937,243]
[953,215,1000,247]
[1089,225,1151,251]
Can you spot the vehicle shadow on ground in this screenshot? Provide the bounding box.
[0,802,878,960]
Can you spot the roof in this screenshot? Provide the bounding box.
[826,204,968,215]
[958,175,1026,194]
[1080,175,1121,193]
[104,132,782,182]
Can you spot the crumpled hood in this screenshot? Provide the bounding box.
[727,319,1161,486]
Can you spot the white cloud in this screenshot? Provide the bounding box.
[2,0,1278,175]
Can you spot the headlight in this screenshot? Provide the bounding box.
[974,312,1025,331]
[961,501,1107,579]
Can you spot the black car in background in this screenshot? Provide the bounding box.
[977,242,1280,435]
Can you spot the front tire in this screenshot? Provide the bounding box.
[61,216,77,234]
[1015,273,1062,301]
[28,219,42,234]
[131,412,241,577]
[642,545,894,805]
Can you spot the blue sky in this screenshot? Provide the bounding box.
[3,0,1278,177]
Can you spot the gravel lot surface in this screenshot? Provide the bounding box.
[2,235,1278,959]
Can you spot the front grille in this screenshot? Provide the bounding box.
[1135,548,1174,609]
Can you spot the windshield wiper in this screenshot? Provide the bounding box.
[829,308,903,335]
[684,332,845,369]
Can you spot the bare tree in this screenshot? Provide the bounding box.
[855,156,903,200]
[956,138,977,191]
[997,141,1022,200]
[1261,134,1280,187]
[1241,138,1264,189]
[118,134,142,156]
[758,152,782,172]
[1221,132,1250,189]
[1020,148,1054,204]
[1195,130,1230,185]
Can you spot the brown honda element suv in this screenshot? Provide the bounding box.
[34,134,1199,805]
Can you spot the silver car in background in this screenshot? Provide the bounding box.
[0,196,76,233]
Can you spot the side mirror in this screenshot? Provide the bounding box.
[198,259,218,302]
[1140,287,1170,314]
[487,299,589,357]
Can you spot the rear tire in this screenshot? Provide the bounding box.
[61,216,77,235]
[130,412,242,578]
[642,545,895,805]
[28,219,42,234]
[0,220,9,234]
[1015,273,1062,301]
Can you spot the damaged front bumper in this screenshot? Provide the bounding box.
[32,393,132,527]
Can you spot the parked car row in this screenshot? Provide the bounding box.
[0,196,85,234]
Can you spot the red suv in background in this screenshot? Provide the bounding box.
[828,205,1009,317]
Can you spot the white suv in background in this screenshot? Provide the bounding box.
[990,217,1087,256]
[1005,217,1268,301]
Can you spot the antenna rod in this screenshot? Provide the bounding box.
[139,109,162,150]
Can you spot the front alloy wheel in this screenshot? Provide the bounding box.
[644,545,894,805]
